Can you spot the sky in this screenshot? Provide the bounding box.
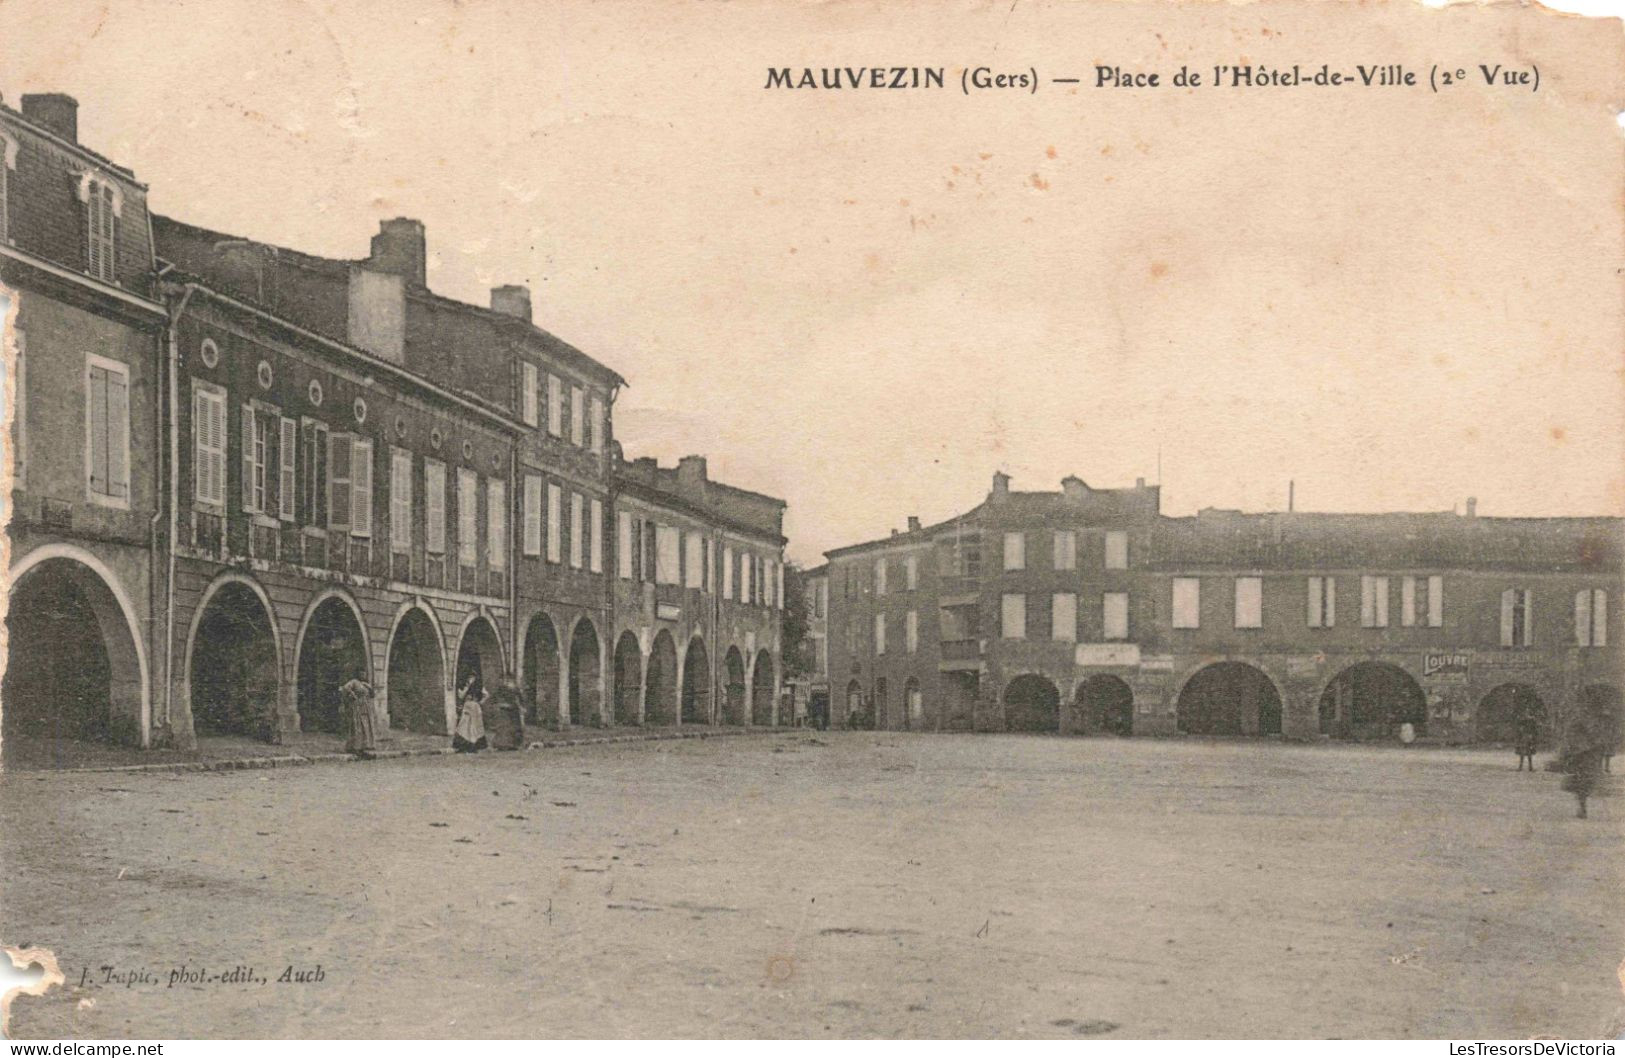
[5,0,1622,563]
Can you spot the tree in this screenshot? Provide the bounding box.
[780,562,814,680]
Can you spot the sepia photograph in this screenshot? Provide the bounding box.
[0,0,1621,1045]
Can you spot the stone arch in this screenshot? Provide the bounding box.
[723,646,747,725]
[1476,683,1546,744]
[567,616,604,727]
[1004,674,1061,732]
[521,611,562,724]
[5,546,150,749]
[1175,661,1283,736]
[1318,661,1428,740]
[645,629,678,725]
[751,649,776,725]
[185,571,282,740]
[294,588,373,735]
[681,635,712,725]
[612,631,643,725]
[386,599,448,734]
[454,611,506,701]
[1076,674,1134,736]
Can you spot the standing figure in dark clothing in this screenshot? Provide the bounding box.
[1559,709,1609,819]
[484,675,526,751]
[342,677,379,758]
[1514,710,1540,772]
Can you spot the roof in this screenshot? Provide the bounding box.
[0,101,144,187]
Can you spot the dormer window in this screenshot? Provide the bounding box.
[77,172,122,284]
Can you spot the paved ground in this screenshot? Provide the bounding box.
[1,733,1620,1039]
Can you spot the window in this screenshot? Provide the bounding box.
[301,420,328,526]
[546,483,563,563]
[740,552,753,603]
[616,510,632,577]
[874,612,887,655]
[685,530,705,588]
[327,434,353,531]
[240,406,270,513]
[1052,592,1078,642]
[1308,576,1336,628]
[905,554,919,590]
[723,545,735,599]
[1104,530,1129,570]
[1427,575,1444,627]
[1576,589,1607,647]
[874,558,887,596]
[570,493,585,569]
[390,448,413,553]
[655,525,680,584]
[1400,575,1430,628]
[1172,578,1200,629]
[522,362,539,427]
[83,177,118,283]
[906,610,919,653]
[192,382,226,507]
[1002,593,1027,639]
[777,562,785,609]
[1360,576,1390,628]
[487,478,506,569]
[457,469,478,566]
[1500,588,1533,647]
[1234,577,1262,628]
[278,418,297,521]
[587,499,602,573]
[546,375,564,438]
[1103,592,1129,640]
[523,475,543,557]
[424,459,446,553]
[1003,532,1025,571]
[86,356,130,504]
[589,395,605,454]
[570,386,585,446]
[1053,530,1077,571]
[346,439,372,536]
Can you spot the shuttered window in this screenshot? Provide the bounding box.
[656,525,680,585]
[241,405,268,513]
[300,420,328,525]
[589,395,605,453]
[570,386,585,446]
[522,362,539,427]
[1103,592,1129,640]
[906,610,919,653]
[349,438,372,537]
[1500,588,1533,647]
[1172,578,1200,629]
[874,612,887,655]
[85,179,117,283]
[1001,593,1026,639]
[457,469,478,566]
[192,382,226,507]
[424,459,446,553]
[723,545,735,599]
[278,418,297,521]
[569,493,585,569]
[327,434,352,532]
[589,498,604,574]
[523,475,543,557]
[1052,592,1077,642]
[1053,531,1077,571]
[1576,589,1608,647]
[1234,577,1263,628]
[616,510,633,578]
[546,375,564,438]
[87,357,130,503]
[390,448,413,552]
[1003,532,1025,571]
[546,483,562,563]
[1104,530,1128,570]
[487,478,506,569]
[1360,576,1390,628]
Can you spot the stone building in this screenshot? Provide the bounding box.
[608,454,788,728]
[784,564,829,728]
[2,94,170,750]
[3,93,790,756]
[825,471,1623,743]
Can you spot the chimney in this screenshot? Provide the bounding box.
[490,284,532,322]
[368,218,426,288]
[21,93,77,143]
[1465,496,1478,518]
[907,515,921,533]
[991,471,1011,499]
[1135,477,1146,489]
[677,455,709,496]
[1288,480,1295,513]
[1061,475,1087,501]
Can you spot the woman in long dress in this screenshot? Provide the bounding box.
[453,675,487,753]
[1559,709,1608,819]
[342,677,379,758]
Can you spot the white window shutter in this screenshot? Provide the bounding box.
[487,479,506,569]
[88,366,107,494]
[1307,577,1322,628]
[590,499,604,573]
[350,439,372,536]
[425,462,445,553]
[242,405,256,511]
[1576,590,1592,646]
[547,483,562,562]
[1521,589,1534,646]
[279,418,297,520]
[524,476,542,556]
[107,368,128,497]
[1427,576,1443,627]
[1594,590,1608,647]
[1500,589,1515,647]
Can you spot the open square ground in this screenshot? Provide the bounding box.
[1,733,1620,1038]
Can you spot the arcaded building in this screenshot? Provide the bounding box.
[825,471,1623,742]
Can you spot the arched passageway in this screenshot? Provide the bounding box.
[612,632,643,725]
[388,608,446,734]
[521,613,561,724]
[904,678,923,730]
[752,650,776,725]
[1004,674,1061,733]
[4,556,145,750]
[455,614,504,702]
[298,596,370,735]
[190,581,280,739]
[845,679,867,729]
[1476,683,1546,744]
[1318,662,1427,740]
[1177,663,1282,736]
[1077,675,1134,736]
[645,630,678,725]
[681,637,712,725]
[723,647,747,725]
[568,619,603,726]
